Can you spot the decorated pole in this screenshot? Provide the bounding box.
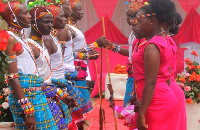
[102,17,118,130]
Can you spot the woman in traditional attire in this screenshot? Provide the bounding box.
[132,0,186,129]
[0,1,57,129]
[105,1,144,107]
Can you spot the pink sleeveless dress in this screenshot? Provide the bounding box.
[132,36,178,130]
[168,36,187,130]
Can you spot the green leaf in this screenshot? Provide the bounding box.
[3,113,7,117]
[193,61,199,66]
[55,0,61,4]
[44,2,53,5]
[193,87,199,93]
[188,92,194,98]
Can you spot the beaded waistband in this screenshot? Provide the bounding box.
[10,87,42,93]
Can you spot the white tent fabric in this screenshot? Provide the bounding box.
[78,0,100,33]
[111,0,132,38]
[172,0,187,21]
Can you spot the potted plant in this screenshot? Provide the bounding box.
[176,50,200,130]
[0,29,14,129]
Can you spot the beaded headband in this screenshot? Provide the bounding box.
[130,19,138,23]
[136,13,156,18]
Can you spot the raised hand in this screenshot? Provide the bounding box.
[96,36,106,47]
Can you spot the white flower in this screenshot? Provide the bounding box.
[2,102,9,109]
[3,88,10,96]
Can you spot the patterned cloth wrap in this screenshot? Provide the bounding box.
[51,79,73,125]
[52,78,85,125]
[52,78,84,112]
[75,80,93,114]
[43,85,67,130]
[124,61,134,107]
[74,61,88,80]
[65,70,78,80]
[123,77,134,107]
[127,61,134,77]
[8,73,58,130]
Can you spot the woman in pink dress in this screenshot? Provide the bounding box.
[132,0,186,129]
[167,12,187,130]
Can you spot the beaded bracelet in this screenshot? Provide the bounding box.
[6,73,20,80]
[74,52,88,60]
[19,98,35,117]
[7,58,18,64]
[5,73,20,83]
[59,41,66,45]
[57,89,69,100]
[112,45,121,53]
[18,97,29,104]
[84,42,99,52]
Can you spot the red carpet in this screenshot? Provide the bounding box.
[84,99,128,130]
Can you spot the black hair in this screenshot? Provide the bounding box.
[169,12,182,34]
[141,0,176,25]
[131,11,139,18]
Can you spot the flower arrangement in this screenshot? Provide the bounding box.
[113,64,127,74]
[114,104,136,128]
[0,29,13,122]
[176,50,200,104]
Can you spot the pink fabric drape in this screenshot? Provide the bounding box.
[92,0,118,19]
[175,8,200,44]
[84,17,128,44]
[178,0,200,13]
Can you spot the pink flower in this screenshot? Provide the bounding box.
[185,73,190,77]
[179,83,185,88]
[2,102,9,109]
[3,88,10,96]
[184,86,191,91]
